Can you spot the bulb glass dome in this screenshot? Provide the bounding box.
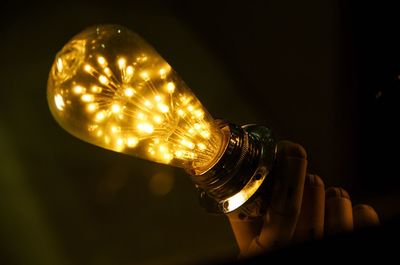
[47,25,224,173]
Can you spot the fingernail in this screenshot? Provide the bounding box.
[353,204,374,212]
[305,174,324,187]
[277,142,307,160]
[325,187,350,199]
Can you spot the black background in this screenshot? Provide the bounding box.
[0,1,398,264]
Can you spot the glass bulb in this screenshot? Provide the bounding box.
[47,24,277,217]
[48,25,225,173]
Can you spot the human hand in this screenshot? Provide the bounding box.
[227,141,379,257]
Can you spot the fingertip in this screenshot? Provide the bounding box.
[353,204,375,212]
[294,173,325,241]
[325,187,353,235]
[277,141,307,160]
[325,187,350,200]
[305,174,325,188]
[353,204,380,229]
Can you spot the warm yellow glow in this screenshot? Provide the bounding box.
[177,109,185,116]
[137,123,154,134]
[47,25,224,171]
[95,111,106,122]
[111,104,121,113]
[124,87,135,97]
[166,82,175,93]
[91,85,102,93]
[98,75,108,84]
[162,153,173,162]
[226,194,247,212]
[153,115,162,124]
[197,143,206,150]
[111,126,120,133]
[84,64,92,72]
[154,95,162,102]
[97,56,107,66]
[222,172,266,212]
[56,58,63,72]
[137,112,146,120]
[174,150,183,158]
[81,94,94,102]
[195,110,204,118]
[54,94,65,111]
[118,57,126,69]
[87,103,97,112]
[157,103,169,113]
[116,137,124,146]
[73,85,85,94]
[200,130,210,139]
[140,71,149,81]
[181,139,195,149]
[104,67,112,77]
[127,136,138,147]
[126,66,134,76]
[194,123,201,130]
[159,68,166,79]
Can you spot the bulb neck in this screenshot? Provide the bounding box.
[190,122,276,216]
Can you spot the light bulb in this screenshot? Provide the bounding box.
[48,25,276,217]
[48,25,224,174]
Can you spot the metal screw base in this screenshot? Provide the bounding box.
[191,121,276,218]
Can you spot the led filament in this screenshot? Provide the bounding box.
[48,25,224,173]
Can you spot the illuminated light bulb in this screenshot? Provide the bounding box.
[104,67,112,77]
[98,75,108,85]
[111,104,121,113]
[87,103,97,112]
[124,87,135,97]
[54,94,65,111]
[157,103,169,113]
[84,64,92,72]
[126,66,134,76]
[118,57,126,68]
[140,71,150,81]
[177,109,185,117]
[127,136,139,147]
[166,82,175,93]
[159,68,167,79]
[95,111,106,122]
[91,85,102,93]
[153,115,162,124]
[97,56,107,66]
[73,85,85,94]
[197,143,206,150]
[111,125,120,134]
[81,94,94,102]
[48,25,276,217]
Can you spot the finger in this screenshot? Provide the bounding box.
[249,141,307,253]
[324,187,353,235]
[227,213,262,254]
[353,204,379,229]
[293,174,325,241]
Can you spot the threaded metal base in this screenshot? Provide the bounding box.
[190,121,276,217]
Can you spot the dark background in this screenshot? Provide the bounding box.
[0,1,398,264]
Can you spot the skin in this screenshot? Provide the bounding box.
[227,141,379,257]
